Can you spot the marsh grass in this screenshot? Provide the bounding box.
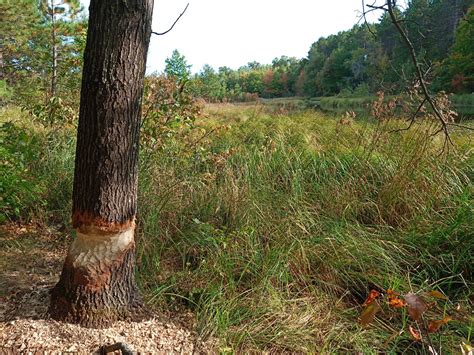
[1,103,472,352]
[135,103,473,352]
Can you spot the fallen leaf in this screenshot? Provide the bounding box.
[387,289,406,308]
[425,290,449,300]
[427,316,452,333]
[389,297,407,308]
[404,293,428,321]
[360,301,381,326]
[408,325,422,341]
[363,289,381,306]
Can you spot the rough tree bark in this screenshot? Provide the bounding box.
[49,0,154,328]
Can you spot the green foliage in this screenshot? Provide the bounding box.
[0,80,12,103]
[445,6,474,93]
[164,49,192,83]
[0,121,44,221]
[141,74,202,153]
[187,57,305,102]
[190,64,226,102]
[0,0,86,109]
[25,96,77,126]
[0,108,75,223]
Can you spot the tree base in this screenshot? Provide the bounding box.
[49,227,146,328]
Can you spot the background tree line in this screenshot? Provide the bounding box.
[183,0,473,101]
[1,0,473,110]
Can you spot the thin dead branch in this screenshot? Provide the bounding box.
[390,97,427,133]
[152,3,189,36]
[362,0,457,153]
[446,123,474,131]
[385,0,453,150]
[360,0,378,36]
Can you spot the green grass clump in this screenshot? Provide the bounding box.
[136,104,473,352]
[2,103,472,352]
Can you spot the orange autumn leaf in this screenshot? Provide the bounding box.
[387,289,406,308]
[360,301,381,327]
[389,297,407,308]
[427,316,452,333]
[408,325,422,341]
[387,289,399,296]
[363,289,381,306]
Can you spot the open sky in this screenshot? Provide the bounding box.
[80,0,380,74]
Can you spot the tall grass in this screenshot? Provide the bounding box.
[1,103,472,352]
[136,104,473,352]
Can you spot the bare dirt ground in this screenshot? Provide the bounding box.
[0,223,214,354]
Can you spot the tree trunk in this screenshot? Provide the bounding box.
[49,0,153,328]
[50,0,57,98]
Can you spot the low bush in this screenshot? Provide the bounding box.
[0,107,75,223]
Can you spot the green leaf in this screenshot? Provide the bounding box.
[359,301,381,327]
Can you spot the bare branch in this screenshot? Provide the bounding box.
[390,97,427,133]
[366,4,388,11]
[386,0,452,145]
[152,3,189,36]
[360,0,378,37]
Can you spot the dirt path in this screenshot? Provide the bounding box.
[0,223,214,354]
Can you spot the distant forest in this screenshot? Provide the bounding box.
[1,0,473,109]
[186,0,474,101]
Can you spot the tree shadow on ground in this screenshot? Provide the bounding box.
[0,223,70,322]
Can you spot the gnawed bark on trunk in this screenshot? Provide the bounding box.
[50,224,141,327]
[49,0,153,328]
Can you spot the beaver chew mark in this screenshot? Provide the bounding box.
[49,226,143,328]
[72,212,135,234]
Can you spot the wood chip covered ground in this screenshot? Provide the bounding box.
[0,223,215,354]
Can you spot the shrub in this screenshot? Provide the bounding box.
[141,75,202,153]
[24,96,77,126]
[0,121,45,221]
